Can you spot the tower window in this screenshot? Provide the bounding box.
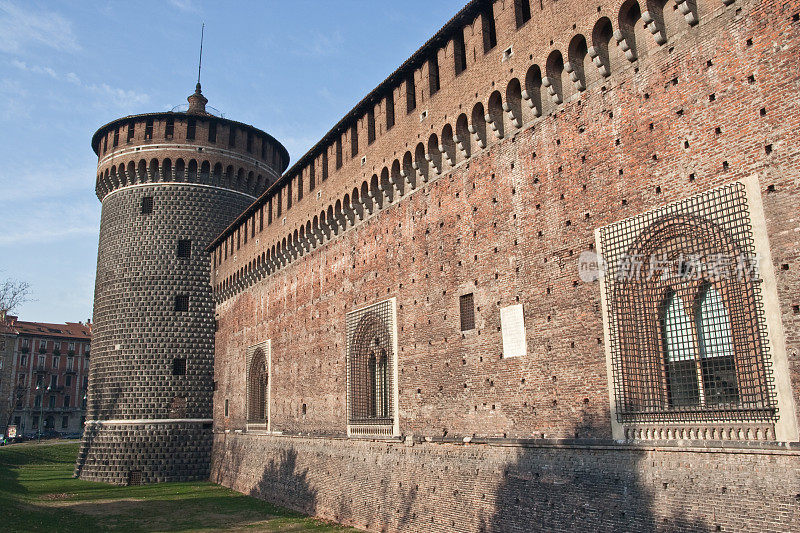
[177,239,191,258]
[336,137,343,169]
[386,91,395,130]
[460,293,475,331]
[367,109,376,144]
[174,295,189,312]
[428,54,440,95]
[127,122,135,142]
[113,128,119,147]
[482,6,497,52]
[514,0,532,28]
[454,31,467,75]
[309,161,316,191]
[172,357,187,376]
[208,122,217,143]
[144,119,154,140]
[350,124,358,158]
[140,196,153,214]
[322,150,329,180]
[228,126,236,147]
[186,118,196,140]
[406,74,416,113]
[165,117,174,139]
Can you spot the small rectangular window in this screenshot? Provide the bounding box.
[454,31,467,75]
[224,399,229,417]
[177,239,191,258]
[64,395,71,408]
[287,181,293,210]
[386,91,395,130]
[277,189,283,216]
[268,198,273,224]
[172,357,187,376]
[228,126,236,147]
[186,118,196,140]
[165,117,174,139]
[406,74,416,113]
[208,122,217,143]
[144,119,154,140]
[61,416,69,429]
[322,150,329,179]
[429,55,440,95]
[140,196,153,214]
[367,109,376,144]
[174,295,189,312]
[460,293,475,331]
[335,137,343,169]
[113,128,119,147]
[482,7,497,52]
[66,375,72,387]
[309,161,316,191]
[127,122,135,142]
[103,135,108,153]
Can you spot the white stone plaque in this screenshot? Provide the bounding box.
[500,304,527,358]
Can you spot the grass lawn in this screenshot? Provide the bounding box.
[0,440,360,532]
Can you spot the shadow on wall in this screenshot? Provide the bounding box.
[484,412,709,533]
[249,446,318,517]
[74,383,122,479]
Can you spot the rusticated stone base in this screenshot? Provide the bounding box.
[75,421,212,485]
[211,432,800,533]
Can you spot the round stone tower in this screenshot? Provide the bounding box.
[75,85,288,484]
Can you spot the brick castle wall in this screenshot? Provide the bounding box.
[212,433,799,532]
[208,0,800,529]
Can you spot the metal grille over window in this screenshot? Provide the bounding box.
[346,298,398,437]
[597,181,776,428]
[460,293,475,331]
[246,341,270,427]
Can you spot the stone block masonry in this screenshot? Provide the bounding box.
[212,433,800,532]
[77,86,289,484]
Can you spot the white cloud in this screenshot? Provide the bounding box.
[0,1,80,54]
[288,30,344,58]
[168,0,198,13]
[10,59,57,78]
[7,60,150,111]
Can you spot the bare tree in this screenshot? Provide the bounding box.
[0,276,31,315]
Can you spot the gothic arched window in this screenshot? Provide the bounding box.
[347,299,397,436]
[599,182,776,429]
[247,345,268,425]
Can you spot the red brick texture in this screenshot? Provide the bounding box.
[211,0,800,530]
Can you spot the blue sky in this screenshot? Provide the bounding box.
[0,0,465,323]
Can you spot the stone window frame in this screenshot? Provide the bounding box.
[346,297,400,438]
[596,175,799,443]
[245,340,271,432]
